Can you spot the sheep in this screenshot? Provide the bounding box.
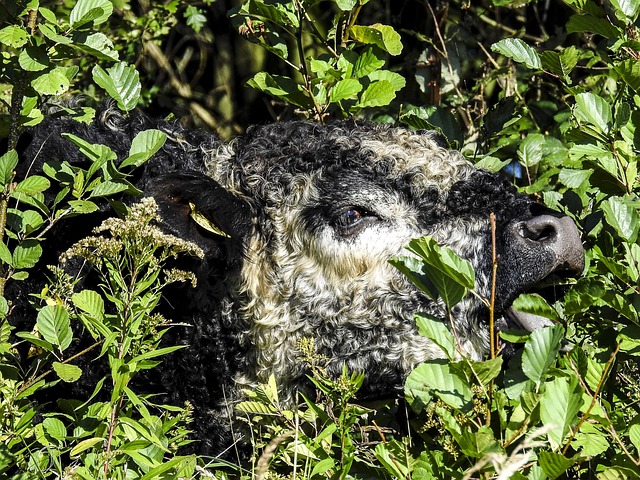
[13,105,584,456]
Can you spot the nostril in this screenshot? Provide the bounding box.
[519,216,559,243]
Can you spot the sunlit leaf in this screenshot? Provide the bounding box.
[522,324,564,385]
[491,38,541,69]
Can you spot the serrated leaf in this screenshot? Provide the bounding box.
[540,376,582,450]
[517,133,545,167]
[574,92,612,134]
[14,175,50,195]
[352,47,385,78]
[235,400,277,415]
[470,357,503,387]
[613,60,640,94]
[566,14,621,39]
[540,47,579,81]
[0,150,18,185]
[329,78,362,102]
[72,290,105,320]
[405,360,473,411]
[491,38,541,69]
[88,180,131,198]
[52,362,82,383]
[12,240,42,269]
[120,129,167,168]
[415,313,457,360]
[357,80,398,108]
[37,305,72,351]
[0,26,28,48]
[31,67,71,96]
[512,293,559,321]
[69,0,113,28]
[68,200,99,213]
[367,69,406,91]
[43,417,66,441]
[72,32,119,61]
[349,24,403,55]
[247,72,312,109]
[558,169,592,188]
[38,24,72,45]
[18,46,49,72]
[522,324,564,385]
[538,451,577,479]
[92,63,141,112]
[396,236,475,308]
[610,0,640,20]
[0,243,11,266]
[601,196,639,242]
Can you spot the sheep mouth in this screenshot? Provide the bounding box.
[496,275,573,348]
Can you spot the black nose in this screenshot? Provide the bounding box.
[515,215,584,274]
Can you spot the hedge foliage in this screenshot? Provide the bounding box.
[1,0,640,478]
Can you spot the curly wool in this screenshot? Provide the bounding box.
[12,107,579,458]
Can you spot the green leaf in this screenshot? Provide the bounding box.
[357,80,398,108]
[88,180,131,198]
[92,63,141,112]
[18,46,50,72]
[613,60,640,94]
[397,236,475,308]
[12,240,42,269]
[470,357,503,387]
[335,0,358,10]
[415,313,457,360]
[69,437,104,457]
[522,324,564,385]
[352,47,385,78]
[405,360,473,411]
[329,78,362,103]
[72,290,105,320]
[14,175,50,195]
[349,24,403,55]
[574,92,612,133]
[491,38,541,69]
[72,32,119,61]
[43,417,67,441]
[62,133,117,163]
[511,293,559,321]
[0,26,28,48]
[538,451,577,479]
[0,150,18,185]
[601,196,639,242]
[540,46,579,81]
[540,376,582,450]
[247,72,312,109]
[185,5,207,32]
[629,424,640,454]
[610,0,640,21]
[566,14,622,39]
[52,362,82,382]
[69,0,113,28]
[517,133,545,167]
[367,69,406,91]
[120,129,168,168]
[0,243,11,266]
[38,24,72,45]
[68,200,99,213]
[558,168,592,188]
[37,305,72,351]
[31,67,71,96]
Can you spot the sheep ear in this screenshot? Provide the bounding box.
[148,171,252,259]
